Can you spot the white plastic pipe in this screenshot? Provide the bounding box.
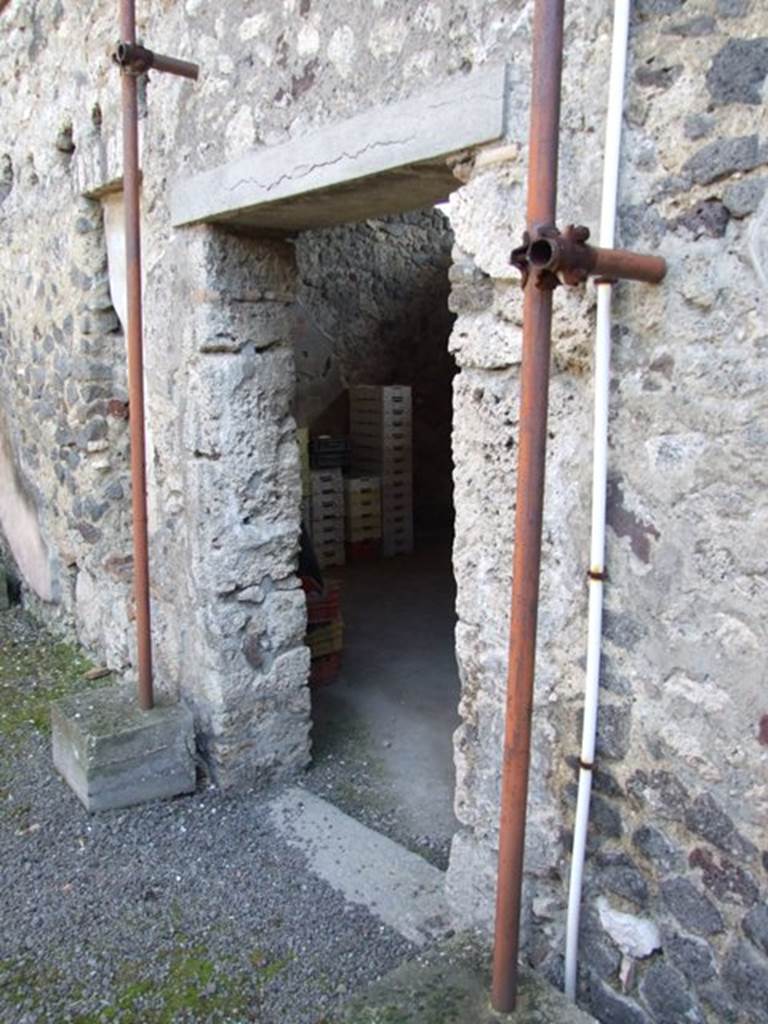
[564,0,630,1002]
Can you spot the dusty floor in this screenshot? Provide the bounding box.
[306,538,461,868]
[0,607,416,1024]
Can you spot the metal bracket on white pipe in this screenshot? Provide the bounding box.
[564,0,630,1002]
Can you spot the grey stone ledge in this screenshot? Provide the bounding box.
[170,64,508,233]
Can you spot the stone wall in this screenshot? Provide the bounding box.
[444,3,768,1024]
[1,2,767,1022]
[293,209,456,529]
[0,0,525,771]
[0,115,133,667]
[141,226,309,787]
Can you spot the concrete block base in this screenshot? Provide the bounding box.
[51,685,196,812]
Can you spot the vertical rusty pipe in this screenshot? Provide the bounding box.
[525,0,564,231]
[491,0,564,1011]
[120,0,154,710]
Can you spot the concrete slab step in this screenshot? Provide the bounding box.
[268,786,451,947]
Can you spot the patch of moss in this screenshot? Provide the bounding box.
[0,957,63,1014]
[0,612,112,830]
[339,985,465,1024]
[342,987,462,1024]
[102,947,221,1023]
[0,611,109,745]
[343,1008,411,1024]
[1,939,293,1024]
[250,948,294,986]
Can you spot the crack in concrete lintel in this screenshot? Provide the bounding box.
[425,90,498,113]
[222,135,418,198]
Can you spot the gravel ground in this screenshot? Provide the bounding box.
[0,607,415,1024]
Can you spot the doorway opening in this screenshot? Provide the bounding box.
[292,208,459,868]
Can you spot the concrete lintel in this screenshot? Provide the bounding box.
[170,63,508,232]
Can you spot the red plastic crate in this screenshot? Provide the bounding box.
[304,579,342,624]
[310,652,342,689]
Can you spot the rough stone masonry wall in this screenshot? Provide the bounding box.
[142,226,310,787]
[445,3,768,1024]
[0,108,134,669]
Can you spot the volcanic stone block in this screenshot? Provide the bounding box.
[51,685,196,812]
[706,38,768,106]
[743,904,768,957]
[590,980,651,1024]
[632,825,682,872]
[639,963,702,1024]
[660,877,724,936]
[665,929,717,984]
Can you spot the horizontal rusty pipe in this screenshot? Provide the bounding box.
[591,245,666,284]
[527,227,666,285]
[120,0,154,710]
[115,41,199,80]
[491,0,564,1013]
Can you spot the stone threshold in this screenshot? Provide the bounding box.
[335,933,597,1024]
[268,786,451,947]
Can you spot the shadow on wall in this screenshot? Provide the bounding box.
[0,409,53,601]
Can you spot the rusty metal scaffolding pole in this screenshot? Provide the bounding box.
[120,0,154,711]
[115,42,199,80]
[491,0,564,1011]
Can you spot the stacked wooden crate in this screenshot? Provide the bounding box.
[310,435,351,471]
[344,475,382,557]
[310,468,345,567]
[350,385,413,557]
